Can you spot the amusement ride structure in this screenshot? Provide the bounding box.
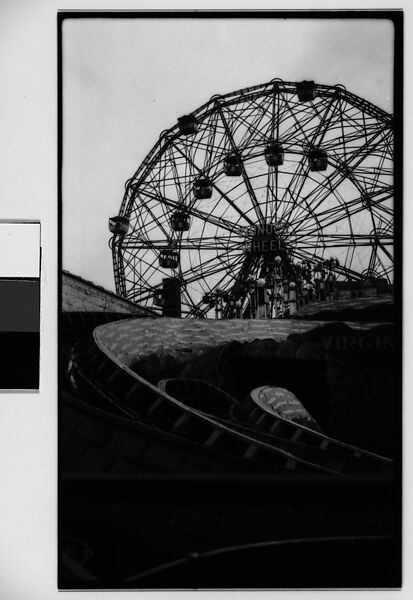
[109,79,393,318]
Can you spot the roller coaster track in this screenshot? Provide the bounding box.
[64,326,393,480]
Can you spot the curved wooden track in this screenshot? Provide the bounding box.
[63,324,393,480]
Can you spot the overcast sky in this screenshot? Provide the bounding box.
[62,16,394,291]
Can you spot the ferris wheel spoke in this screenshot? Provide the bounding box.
[166,145,189,205]
[120,259,149,298]
[301,126,392,215]
[372,257,394,279]
[120,247,144,277]
[137,187,247,236]
[367,243,381,274]
[131,254,165,288]
[183,261,240,289]
[369,151,389,194]
[265,168,276,221]
[279,92,320,146]
[374,239,393,262]
[290,189,393,238]
[285,187,325,236]
[281,152,371,230]
[375,215,394,234]
[168,138,256,225]
[307,93,342,148]
[131,205,170,240]
[224,94,273,149]
[279,91,321,133]
[286,168,390,236]
[278,157,311,224]
[133,192,171,241]
[292,237,392,250]
[382,132,394,161]
[203,254,246,293]
[203,110,222,172]
[362,242,394,280]
[180,285,200,312]
[249,92,279,130]
[179,250,245,287]
[180,249,233,280]
[316,124,389,199]
[217,107,264,223]
[286,181,357,236]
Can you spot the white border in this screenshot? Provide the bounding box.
[0,2,409,599]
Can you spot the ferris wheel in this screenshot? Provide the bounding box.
[109,78,393,318]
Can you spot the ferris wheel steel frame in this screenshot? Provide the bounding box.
[109,79,394,318]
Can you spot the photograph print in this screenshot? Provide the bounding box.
[59,11,401,590]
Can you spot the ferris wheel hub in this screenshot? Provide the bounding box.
[242,221,290,257]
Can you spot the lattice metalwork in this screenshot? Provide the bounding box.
[109,79,393,317]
